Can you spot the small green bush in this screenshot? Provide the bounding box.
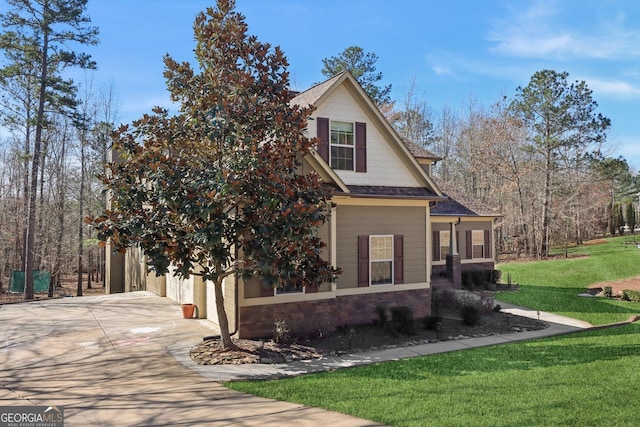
[604,286,613,298]
[471,270,487,289]
[433,288,457,310]
[460,304,481,326]
[461,271,474,290]
[621,289,640,302]
[491,269,502,284]
[374,304,388,327]
[389,306,416,336]
[423,315,443,330]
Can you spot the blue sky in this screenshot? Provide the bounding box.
[85,0,640,170]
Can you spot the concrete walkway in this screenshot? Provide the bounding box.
[0,292,591,426]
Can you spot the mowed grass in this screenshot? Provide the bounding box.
[497,236,640,325]
[227,324,640,427]
[226,236,640,426]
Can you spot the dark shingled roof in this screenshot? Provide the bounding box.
[430,177,500,217]
[345,185,439,198]
[400,137,442,160]
[290,71,347,108]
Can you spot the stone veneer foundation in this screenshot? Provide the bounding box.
[238,288,432,339]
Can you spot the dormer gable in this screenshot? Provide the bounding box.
[291,71,442,197]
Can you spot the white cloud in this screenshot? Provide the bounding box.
[586,79,640,99]
[432,66,452,76]
[488,0,640,60]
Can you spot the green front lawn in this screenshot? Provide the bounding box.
[228,324,640,427]
[497,236,640,325]
[226,236,640,426]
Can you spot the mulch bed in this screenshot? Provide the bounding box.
[189,308,549,365]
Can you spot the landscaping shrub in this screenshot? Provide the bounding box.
[374,304,388,327]
[273,319,293,345]
[622,289,640,302]
[461,271,474,290]
[460,304,481,326]
[491,269,502,284]
[604,286,613,298]
[471,270,487,289]
[479,291,495,314]
[423,315,443,330]
[462,269,498,290]
[389,306,416,336]
[432,288,457,314]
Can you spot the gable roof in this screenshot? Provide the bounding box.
[401,138,442,161]
[430,177,500,218]
[291,71,443,199]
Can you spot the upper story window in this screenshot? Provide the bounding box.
[317,118,367,173]
[330,121,354,170]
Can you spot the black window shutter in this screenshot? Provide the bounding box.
[355,122,367,172]
[394,235,404,284]
[358,235,369,287]
[433,231,440,261]
[484,230,490,258]
[317,117,329,163]
[466,230,472,259]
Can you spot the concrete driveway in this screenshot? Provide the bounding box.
[0,291,381,426]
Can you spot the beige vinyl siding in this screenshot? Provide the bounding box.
[242,219,332,299]
[124,246,146,292]
[312,85,421,188]
[431,218,493,261]
[336,205,426,289]
[207,275,236,331]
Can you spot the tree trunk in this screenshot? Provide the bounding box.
[540,151,552,258]
[25,25,50,300]
[76,141,85,297]
[214,276,238,350]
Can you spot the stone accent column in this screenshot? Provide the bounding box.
[446,254,462,288]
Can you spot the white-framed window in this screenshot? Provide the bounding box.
[472,230,485,258]
[330,120,354,171]
[370,235,393,285]
[275,282,305,296]
[439,230,450,261]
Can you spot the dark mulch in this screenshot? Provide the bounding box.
[189,308,548,365]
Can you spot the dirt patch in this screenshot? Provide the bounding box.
[583,239,608,246]
[189,307,548,365]
[588,276,640,296]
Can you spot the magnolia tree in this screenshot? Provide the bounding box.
[89,0,339,349]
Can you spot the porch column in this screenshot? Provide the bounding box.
[330,206,337,292]
[446,219,461,288]
[449,221,458,255]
